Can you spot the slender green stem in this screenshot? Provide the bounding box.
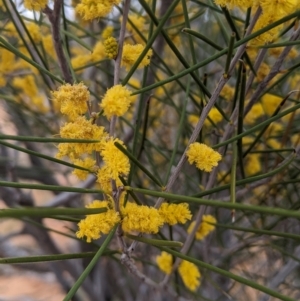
[214,223,300,241]
[0,134,100,143]
[0,140,92,172]
[224,32,235,76]
[63,226,117,301]
[0,180,103,194]
[230,128,237,222]
[125,233,183,248]
[0,207,107,218]
[182,28,223,51]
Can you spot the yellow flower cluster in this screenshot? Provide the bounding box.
[104,37,118,59]
[26,23,42,43]
[186,143,222,172]
[122,202,164,233]
[76,0,122,21]
[100,138,130,181]
[77,200,192,240]
[187,215,217,240]
[96,165,123,194]
[156,251,173,274]
[72,42,106,71]
[244,154,261,176]
[261,93,282,116]
[12,75,48,112]
[56,116,107,159]
[215,0,254,9]
[51,82,90,121]
[76,200,120,243]
[205,107,223,127]
[121,44,152,70]
[72,157,97,180]
[244,102,264,124]
[13,75,38,98]
[100,85,133,119]
[24,0,48,11]
[178,260,201,292]
[220,85,235,101]
[158,203,192,226]
[53,83,135,183]
[121,201,192,234]
[156,252,201,292]
[216,0,300,44]
[91,41,106,62]
[125,15,147,44]
[102,26,114,40]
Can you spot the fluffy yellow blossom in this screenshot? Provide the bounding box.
[71,47,90,71]
[102,26,114,39]
[178,260,201,292]
[121,202,164,234]
[0,48,17,74]
[52,82,89,121]
[217,170,231,184]
[100,138,130,180]
[156,251,201,291]
[100,85,133,119]
[76,200,120,242]
[267,138,281,149]
[72,54,91,71]
[204,107,223,127]
[26,23,42,43]
[259,0,298,19]
[104,37,118,59]
[126,15,146,34]
[188,114,199,127]
[287,47,298,59]
[252,14,281,44]
[4,22,18,38]
[125,14,146,43]
[156,251,173,275]
[0,76,6,88]
[188,215,217,240]
[24,0,48,11]
[244,103,264,124]
[12,75,38,98]
[186,143,222,172]
[214,0,254,9]
[31,95,48,113]
[76,0,121,21]
[256,62,270,82]
[261,93,282,116]
[96,165,123,194]
[91,41,105,62]
[72,157,96,180]
[245,154,261,176]
[121,44,152,70]
[220,85,235,101]
[42,35,56,58]
[158,203,192,226]
[57,117,107,159]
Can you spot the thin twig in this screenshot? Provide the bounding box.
[44,1,73,84]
